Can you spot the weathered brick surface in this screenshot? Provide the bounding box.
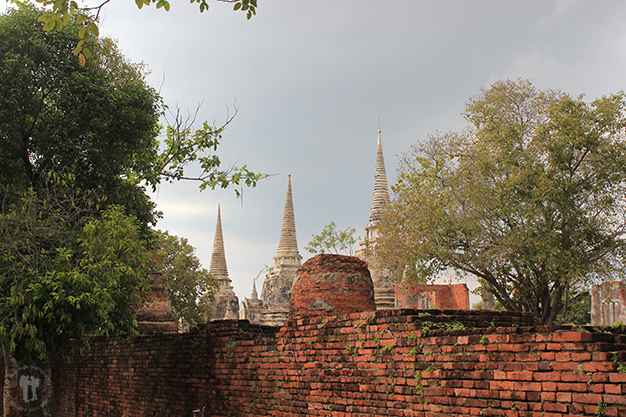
[135,273,178,333]
[40,310,626,416]
[396,283,470,310]
[290,254,375,319]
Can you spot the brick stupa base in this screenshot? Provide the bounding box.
[135,272,178,333]
[289,254,376,319]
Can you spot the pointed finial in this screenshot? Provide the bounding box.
[366,129,391,237]
[210,204,230,282]
[273,174,302,266]
[250,280,259,300]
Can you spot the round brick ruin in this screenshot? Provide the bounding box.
[289,254,376,319]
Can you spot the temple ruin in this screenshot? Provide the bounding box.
[355,129,402,309]
[241,174,302,325]
[204,205,239,320]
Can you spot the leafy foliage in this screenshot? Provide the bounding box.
[0,180,150,365]
[379,79,626,324]
[23,0,257,66]
[0,6,262,368]
[151,230,218,327]
[150,107,265,196]
[305,222,360,256]
[0,6,264,230]
[0,5,160,229]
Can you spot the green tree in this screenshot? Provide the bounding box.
[0,181,151,366]
[379,79,626,324]
[151,230,217,328]
[0,5,160,230]
[0,5,263,231]
[305,222,360,256]
[0,5,261,394]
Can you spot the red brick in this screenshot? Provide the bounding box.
[582,362,617,373]
[572,392,603,404]
[542,402,568,413]
[557,382,589,392]
[556,392,572,403]
[546,343,563,351]
[507,371,534,381]
[604,384,623,395]
[550,361,579,372]
[533,372,561,382]
[592,351,612,361]
[560,373,591,382]
[604,394,626,406]
[550,331,593,343]
[609,373,626,383]
[41,310,626,417]
[542,381,558,391]
[290,255,376,319]
[489,380,517,391]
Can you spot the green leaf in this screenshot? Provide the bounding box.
[37,13,51,22]
[42,19,55,31]
[88,22,99,37]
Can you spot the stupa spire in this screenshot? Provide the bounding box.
[366,129,391,241]
[250,280,259,300]
[258,174,302,321]
[205,204,239,320]
[210,205,230,284]
[273,174,302,266]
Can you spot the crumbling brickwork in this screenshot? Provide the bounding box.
[592,281,626,326]
[396,283,470,310]
[290,254,376,319]
[135,272,178,333]
[45,309,626,417]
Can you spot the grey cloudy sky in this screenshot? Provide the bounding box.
[10,1,626,302]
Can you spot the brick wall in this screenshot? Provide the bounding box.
[44,309,626,417]
[592,282,626,326]
[396,283,470,310]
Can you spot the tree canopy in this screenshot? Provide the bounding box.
[14,0,257,65]
[305,222,359,256]
[151,230,217,328]
[0,5,263,230]
[379,79,626,324]
[0,179,150,365]
[0,5,161,229]
[0,6,262,368]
